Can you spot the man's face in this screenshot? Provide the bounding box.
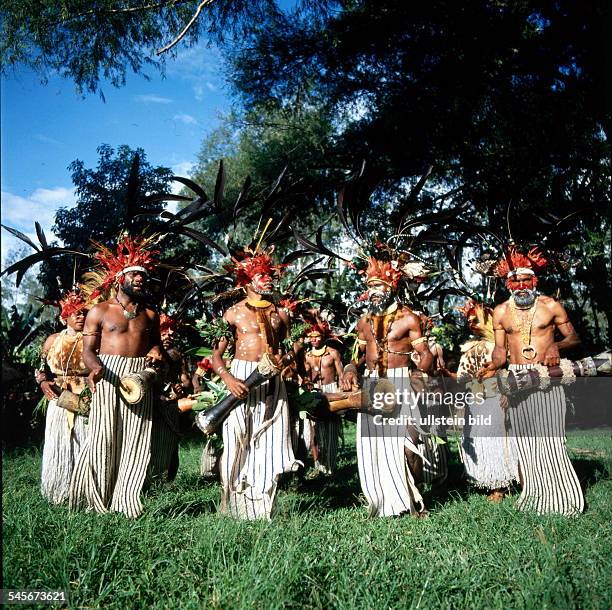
[121,270,149,300]
[508,273,538,307]
[66,310,87,332]
[367,280,394,314]
[309,334,323,349]
[251,272,274,296]
[161,328,175,349]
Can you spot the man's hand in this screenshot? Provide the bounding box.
[40,381,59,400]
[476,361,499,382]
[543,344,560,367]
[145,346,164,367]
[222,373,249,400]
[340,370,358,391]
[87,367,104,394]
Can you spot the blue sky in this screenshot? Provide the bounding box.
[1,41,232,266]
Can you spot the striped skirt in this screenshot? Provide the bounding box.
[41,400,88,504]
[508,364,584,516]
[219,360,302,520]
[69,355,153,519]
[461,394,518,490]
[298,382,341,475]
[149,401,180,482]
[357,368,425,517]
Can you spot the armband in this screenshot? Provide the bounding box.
[83,331,101,337]
[357,339,368,345]
[411,336,428,348]
[557,319,571,326]
[344,364,358,375]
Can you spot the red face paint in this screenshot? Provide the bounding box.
[506,275,537,290]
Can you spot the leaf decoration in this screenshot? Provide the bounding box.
[282,249,313,265]
[174,226,227,255]
[213,160,226,211]
[34,222,48,249]
[395,165,433,232]
[1,224,41,252]
[233,175,252,222]
[1,248,89,287]
[125,153,141,223]
[258,165,288,224]
[315,225,349,261]
[141,193,192,205]
[171,175,209,201]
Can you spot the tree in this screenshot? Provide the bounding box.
[36,144,175,300]
[0,0,332,95]
[217,0,611,348]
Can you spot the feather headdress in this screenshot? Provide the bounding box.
[89,234,160,299]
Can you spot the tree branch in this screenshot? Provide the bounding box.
[46,0,189,27]
[156,0,215,55]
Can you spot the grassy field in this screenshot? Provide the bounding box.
[3,425,611,609]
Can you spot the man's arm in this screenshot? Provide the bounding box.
[82,305,105,393]
[145,311,167,364]
[407,313,433,373]
[332,347,344,380]
[543,301,581,366]
[37,334,60,400]
[341,318,365,390]
[476,305,507,380]
[211,311,248,400]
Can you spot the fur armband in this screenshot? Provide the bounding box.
[411,336,428,348]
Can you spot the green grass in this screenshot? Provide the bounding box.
[3,426,611,609]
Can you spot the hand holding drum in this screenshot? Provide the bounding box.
[119,367,159,404]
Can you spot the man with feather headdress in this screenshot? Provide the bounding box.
[341,249,435,517]
[199,239,302,519]
[300,317,343,475]
[476,245,584,515]
[69,235,165,519]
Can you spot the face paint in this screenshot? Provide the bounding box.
[309,335,323,348]
[251,273,274,296]
[367,283,394,314]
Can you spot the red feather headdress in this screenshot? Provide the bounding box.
[305,321,331,338]
[57,289,88,319]
[90,235,159,298]
[224,246,287,287]
[495,245,549,279]
[159,312,178,336]
[364,256,404,289]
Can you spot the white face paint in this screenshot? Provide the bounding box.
[367,282,394,313]
[251,273,274,296]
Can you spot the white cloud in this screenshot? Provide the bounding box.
[167,42,224,101]
[134,94,174,104]
[34,133,64,147]
[1,187,74,265]
[173,113,198,125]
[171,161,196,177]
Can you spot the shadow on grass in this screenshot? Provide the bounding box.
[572,457,610,490]
[150,497,217,518]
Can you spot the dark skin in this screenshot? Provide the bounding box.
[304,334,343,387]
[341,282,433,390]
[39,311,87,400]
[212,277,290,399]
[82,271,164,393]
[477,274,580,380]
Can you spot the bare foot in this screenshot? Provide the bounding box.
[487,490,506,503]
